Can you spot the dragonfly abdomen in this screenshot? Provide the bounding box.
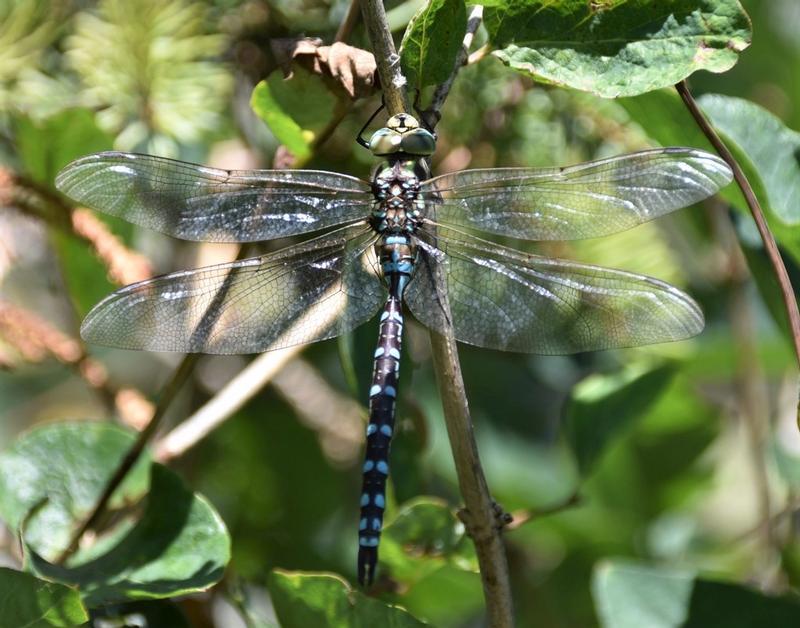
[357,234,416,585]
[358,291,404,585]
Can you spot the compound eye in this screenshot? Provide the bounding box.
[369,128,403,156]
[400,129,436,156]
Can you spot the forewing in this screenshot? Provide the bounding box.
[405,226,703,354]
[422,148,732,240]
[56,152,374,242]
[81,224,385,353]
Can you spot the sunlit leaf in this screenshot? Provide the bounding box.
[251,67,338,160]
[0,422,151,560]
[0,568,89,628]
[484,0,751,98]
[27,463,230,607]
[267,571,429,627]
[698,94,800,225]
[400,0,467,90]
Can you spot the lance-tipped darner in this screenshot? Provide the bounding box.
[56,112,732,585]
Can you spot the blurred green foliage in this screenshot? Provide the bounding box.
[1,0,800,626]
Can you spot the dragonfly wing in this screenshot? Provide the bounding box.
[421,148,732,240]
[81,224,386,354]
[56,152,374,242]
[405,226,703,354]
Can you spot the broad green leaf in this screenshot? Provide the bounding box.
[619,89,752,233]
[0,567,89,628]
[484,0,751,98]
[618,89,754,214]
[251,67,338,161]
[565,363,677,475]
[0,422,151,560]
[267,571,429,627]
[400,0,467,90]
[593,560,800,627]
[27,463,230,607]
[698,94,800,226]
[381,497,477,584]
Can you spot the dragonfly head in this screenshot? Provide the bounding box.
[369,114,436,157]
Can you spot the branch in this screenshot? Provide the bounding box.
[358,0,409,115]
[675,80,800,370]
[359,0,513,624]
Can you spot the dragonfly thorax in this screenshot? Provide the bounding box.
[370,161,425,235]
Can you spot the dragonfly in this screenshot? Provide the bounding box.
[56,113,732,585]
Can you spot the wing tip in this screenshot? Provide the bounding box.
[55,151,135,194]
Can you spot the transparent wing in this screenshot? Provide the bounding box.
[56,152,374,242]
[421,148,732,240]
[81,224,385,353]
[405,225,703,354]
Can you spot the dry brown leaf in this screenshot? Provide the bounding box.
[271,37,377,100]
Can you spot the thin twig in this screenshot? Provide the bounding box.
[359,0,514,624]
[358,0,410,115]
[421,5,484,129]
[675,80,800,370]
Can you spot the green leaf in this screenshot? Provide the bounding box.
[617,89,754,213]
[593,560,800,627]
[484,0,751,98]
[267,571,429,627]
[0,421,229,607]
[565,363,677,476]
[0,422,151,560]
[400,0,467,90]
[698,94,800,226]
[251,67,338,161]
[0,568,89,628]
[27,463,230,607]
[381,497,477,584]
